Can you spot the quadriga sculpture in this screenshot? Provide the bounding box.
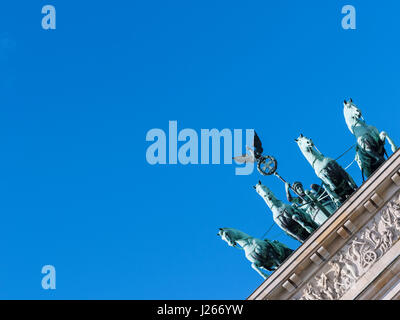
[254,181,318,242]
[217,227,293,279]
[295,134,357,207]
[343,98,398,180]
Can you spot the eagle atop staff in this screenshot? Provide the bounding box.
[233,131,264,164]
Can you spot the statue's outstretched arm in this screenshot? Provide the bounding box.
[251,263,269,279]
[285,182,293,202]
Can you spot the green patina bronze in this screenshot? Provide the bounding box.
[220,101,398,280]
[343,98,398,180]
[285,181,336,226]
[254,181,318,243]
[295,134,358,207]
[217,227,293,279]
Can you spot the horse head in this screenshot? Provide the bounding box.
[253,180,280,209]
[343,98,364,134]
[217,228,249,247]
[295,134,327,170]
[295,134,316,155]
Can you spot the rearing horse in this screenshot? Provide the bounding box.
[343,99,398,180]
[217,227,293,279]
[296,135,358,206]
[254,181,318,243]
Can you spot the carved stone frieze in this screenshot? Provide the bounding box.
[299,192,400,300]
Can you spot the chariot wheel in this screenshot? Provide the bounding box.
[363,250,377,265]
[257,156,278,176]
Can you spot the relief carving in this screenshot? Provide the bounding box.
[299,192,400,300]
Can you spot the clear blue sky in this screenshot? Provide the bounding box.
[0,0,400,299]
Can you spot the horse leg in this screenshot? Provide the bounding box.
[251,263,269,279]
[292,214,315,234]
[323,184,341,208]
[319,171,340,205]
[380,131,398,153]
[274,217,301,243]
[345,170,358,190]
